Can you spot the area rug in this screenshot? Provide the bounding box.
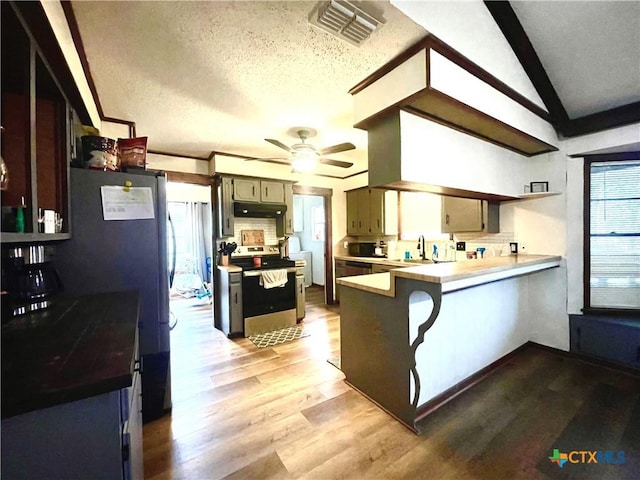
[249,326,310,348]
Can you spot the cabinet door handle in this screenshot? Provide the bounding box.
[446,214,450,225]
[265,187,268,196]
[234,292,238,304]
[252,186,255,196]
[226,218,230,228]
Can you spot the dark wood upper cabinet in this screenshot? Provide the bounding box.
[1,2,71,241]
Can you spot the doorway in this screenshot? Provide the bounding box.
[292,185,335,305]
[166,182,213,328]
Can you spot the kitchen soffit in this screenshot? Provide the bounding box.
[350,35,558,157]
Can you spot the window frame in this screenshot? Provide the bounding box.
[583,151,640,316]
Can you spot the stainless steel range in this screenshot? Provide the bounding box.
[230,245,300,337]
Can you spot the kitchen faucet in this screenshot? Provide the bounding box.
[417,235,426,260]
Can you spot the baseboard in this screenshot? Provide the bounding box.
[527,341,640,377]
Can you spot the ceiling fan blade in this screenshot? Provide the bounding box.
[318,142,355,156]
[319,157,353,168]
[245,157,294,167]
[265,138,292,152]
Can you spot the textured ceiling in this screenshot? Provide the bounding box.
[70,1,427,174]
[70,1,640,176]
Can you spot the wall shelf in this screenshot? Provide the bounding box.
[1,232,71,244]
[517,192,562,201]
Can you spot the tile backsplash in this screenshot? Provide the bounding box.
[224,218,279,246]
[389,232,515,261]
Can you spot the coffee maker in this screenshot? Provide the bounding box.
[1,245,63,318]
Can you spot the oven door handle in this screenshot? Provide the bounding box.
[243,267,297,277]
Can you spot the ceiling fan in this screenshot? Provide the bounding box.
[253,128,355,172]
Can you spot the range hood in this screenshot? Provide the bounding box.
[233,202,287,218]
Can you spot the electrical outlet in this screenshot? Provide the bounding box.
[343,241,349,249]
[456,242,466,251]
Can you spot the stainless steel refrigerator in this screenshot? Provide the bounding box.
[56,167,171,423]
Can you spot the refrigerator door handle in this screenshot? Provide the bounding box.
[168,212,177,289]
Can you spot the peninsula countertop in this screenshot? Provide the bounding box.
[336,254,562,296]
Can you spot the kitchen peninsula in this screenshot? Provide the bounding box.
[337,254,561,432]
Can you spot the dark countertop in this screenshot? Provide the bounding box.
[2,291,140,419]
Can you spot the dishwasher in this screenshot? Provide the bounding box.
[335,260,372,302]
[343,261,372,276]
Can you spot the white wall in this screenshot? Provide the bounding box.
[400,112,531,197]
[166,183,211,203]
[99,122,130,141]
[147,153,210,175]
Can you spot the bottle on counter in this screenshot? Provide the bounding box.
[15,196,25,233]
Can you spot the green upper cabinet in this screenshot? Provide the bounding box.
[218,176,234,237]
[233,178,260,202]
[233,178,285,204]
[261,180,284,204]
[283,183,294,235]
[346,187,398,236]
[441,196,499,233]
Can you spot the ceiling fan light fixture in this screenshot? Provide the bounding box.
[291,155,317,172]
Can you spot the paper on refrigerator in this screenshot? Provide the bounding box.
[100,185,155,220]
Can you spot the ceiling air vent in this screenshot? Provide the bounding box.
[309,0,382,47]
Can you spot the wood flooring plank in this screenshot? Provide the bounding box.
[161,412,314,480]
[144,293,640,479]
[535,382,640,480]
[222,452,292,480]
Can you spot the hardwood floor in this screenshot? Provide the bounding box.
[144,286,640,479]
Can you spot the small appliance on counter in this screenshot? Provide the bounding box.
[348,242,376,257]
[348,241,387,258]
[1,245,63,318]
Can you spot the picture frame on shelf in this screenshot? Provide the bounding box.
[530,181,549,193]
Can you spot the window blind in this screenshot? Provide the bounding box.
[589,160,640,308]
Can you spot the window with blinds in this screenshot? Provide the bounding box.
[589,160,640,309]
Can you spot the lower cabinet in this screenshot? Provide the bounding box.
[569,315,640,369]
[1,382,143,480]
[335,260,347,302]
[123,368,144,480]
[220,270,243,336]
[296,267,306,321]
[296,268,305,321]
